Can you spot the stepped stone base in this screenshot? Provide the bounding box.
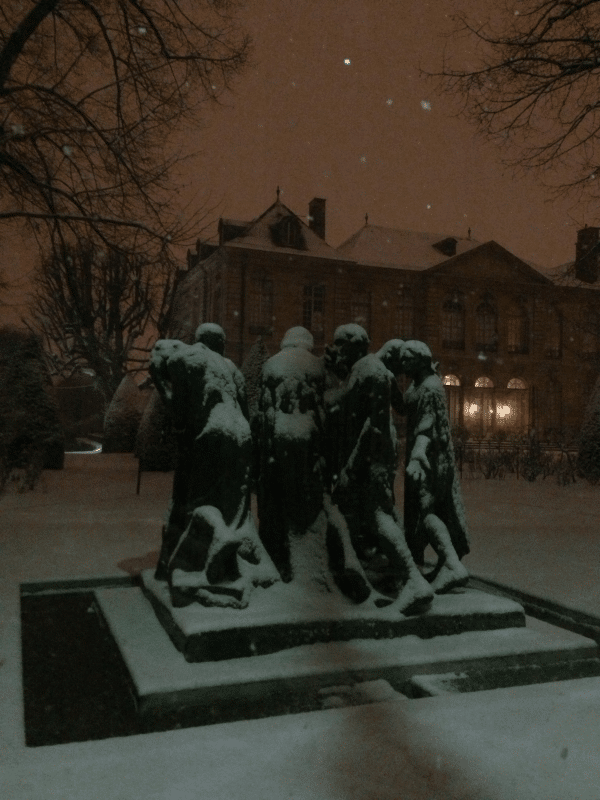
[94,577,597,729]
[139,570,526,663]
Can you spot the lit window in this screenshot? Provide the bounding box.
[474,376,494,388]
[507,378,527,389]
[443,374,460,386]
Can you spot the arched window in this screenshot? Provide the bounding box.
[443,374,461,386]
[442,292,465,350]
[474,376,494,388]
[507,378,527,389]
[396,285,414,339]
[507,302,529,354]
[476,298,498,352]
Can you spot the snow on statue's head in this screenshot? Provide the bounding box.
[400,340,435,375]
[333,323,370,348]
[195,323,226,355]
[377,339,405,376]
[280,326,314,351]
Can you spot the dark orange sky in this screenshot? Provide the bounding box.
[0,0,585,323]
[189,0,581,266]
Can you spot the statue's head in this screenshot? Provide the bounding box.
[195,322,225,355]
[326,324,370,378]
[399,340,435,377]
[280,326,314,351]
[377,339,405,376]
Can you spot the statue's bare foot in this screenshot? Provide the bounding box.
[430,562,469,594]
[394,572,434,615]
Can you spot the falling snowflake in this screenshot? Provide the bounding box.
[360,155,367,163]
[344,58,351,65]
[420,100,431,111]
[386,99,393,106]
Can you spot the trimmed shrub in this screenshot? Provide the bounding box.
[103,375,149,453]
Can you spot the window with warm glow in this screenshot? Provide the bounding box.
[474,376,494,388]
[507,378,527,389]
[443,374,460,386]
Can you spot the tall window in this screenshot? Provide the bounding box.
[582,310,600,358]
[396,286,414,339]
[507,303,529,354]
[442,292,465,350]
[544,306,562,358]
[350,291,371,332]
[475,298,498,352]
[212,283,222,325]
[303,284,325,340]
[248,277,273,334]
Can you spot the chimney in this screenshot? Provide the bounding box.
[575,226,600,283]
[308,197,326,240]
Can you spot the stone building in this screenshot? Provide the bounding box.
[172,193,600,440]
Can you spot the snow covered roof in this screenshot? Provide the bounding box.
[336,223,482,270]
[220,200,349,261]
[540,261,600,292]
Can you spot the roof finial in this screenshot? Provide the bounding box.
[276,185,280,201]
[365,212,369,225]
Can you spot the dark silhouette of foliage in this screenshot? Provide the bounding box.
[103,373,149,453]
[578,374,600,483]
[436,1,600,201]
[0,326,64,493]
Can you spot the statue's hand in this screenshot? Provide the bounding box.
[407,456,428,483]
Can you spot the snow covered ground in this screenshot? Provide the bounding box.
[1,454,599,799]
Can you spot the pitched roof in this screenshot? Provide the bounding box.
[540,261,600,292]
[336,223,482,270]
[221,200,349,261]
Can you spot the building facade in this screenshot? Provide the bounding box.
[172,194,600,440]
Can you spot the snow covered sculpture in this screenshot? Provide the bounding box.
[395,340,470,593]
[255,327,375,602]
[149,334,278,609]
[324,325,434,614]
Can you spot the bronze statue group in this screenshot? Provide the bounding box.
[149,322,469,615]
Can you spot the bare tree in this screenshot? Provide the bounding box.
[29,237,178,400]
[0,0,250,253]
[436,1,600,200]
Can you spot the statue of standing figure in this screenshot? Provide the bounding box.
[255,326,376,603]
[149,324,278,608]
[380,339,470,593]
[324,324,434,614]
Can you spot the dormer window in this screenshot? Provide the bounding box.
[271,215,306,249]
[433,237,458,257]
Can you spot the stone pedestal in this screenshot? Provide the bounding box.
[94,575,598,731]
